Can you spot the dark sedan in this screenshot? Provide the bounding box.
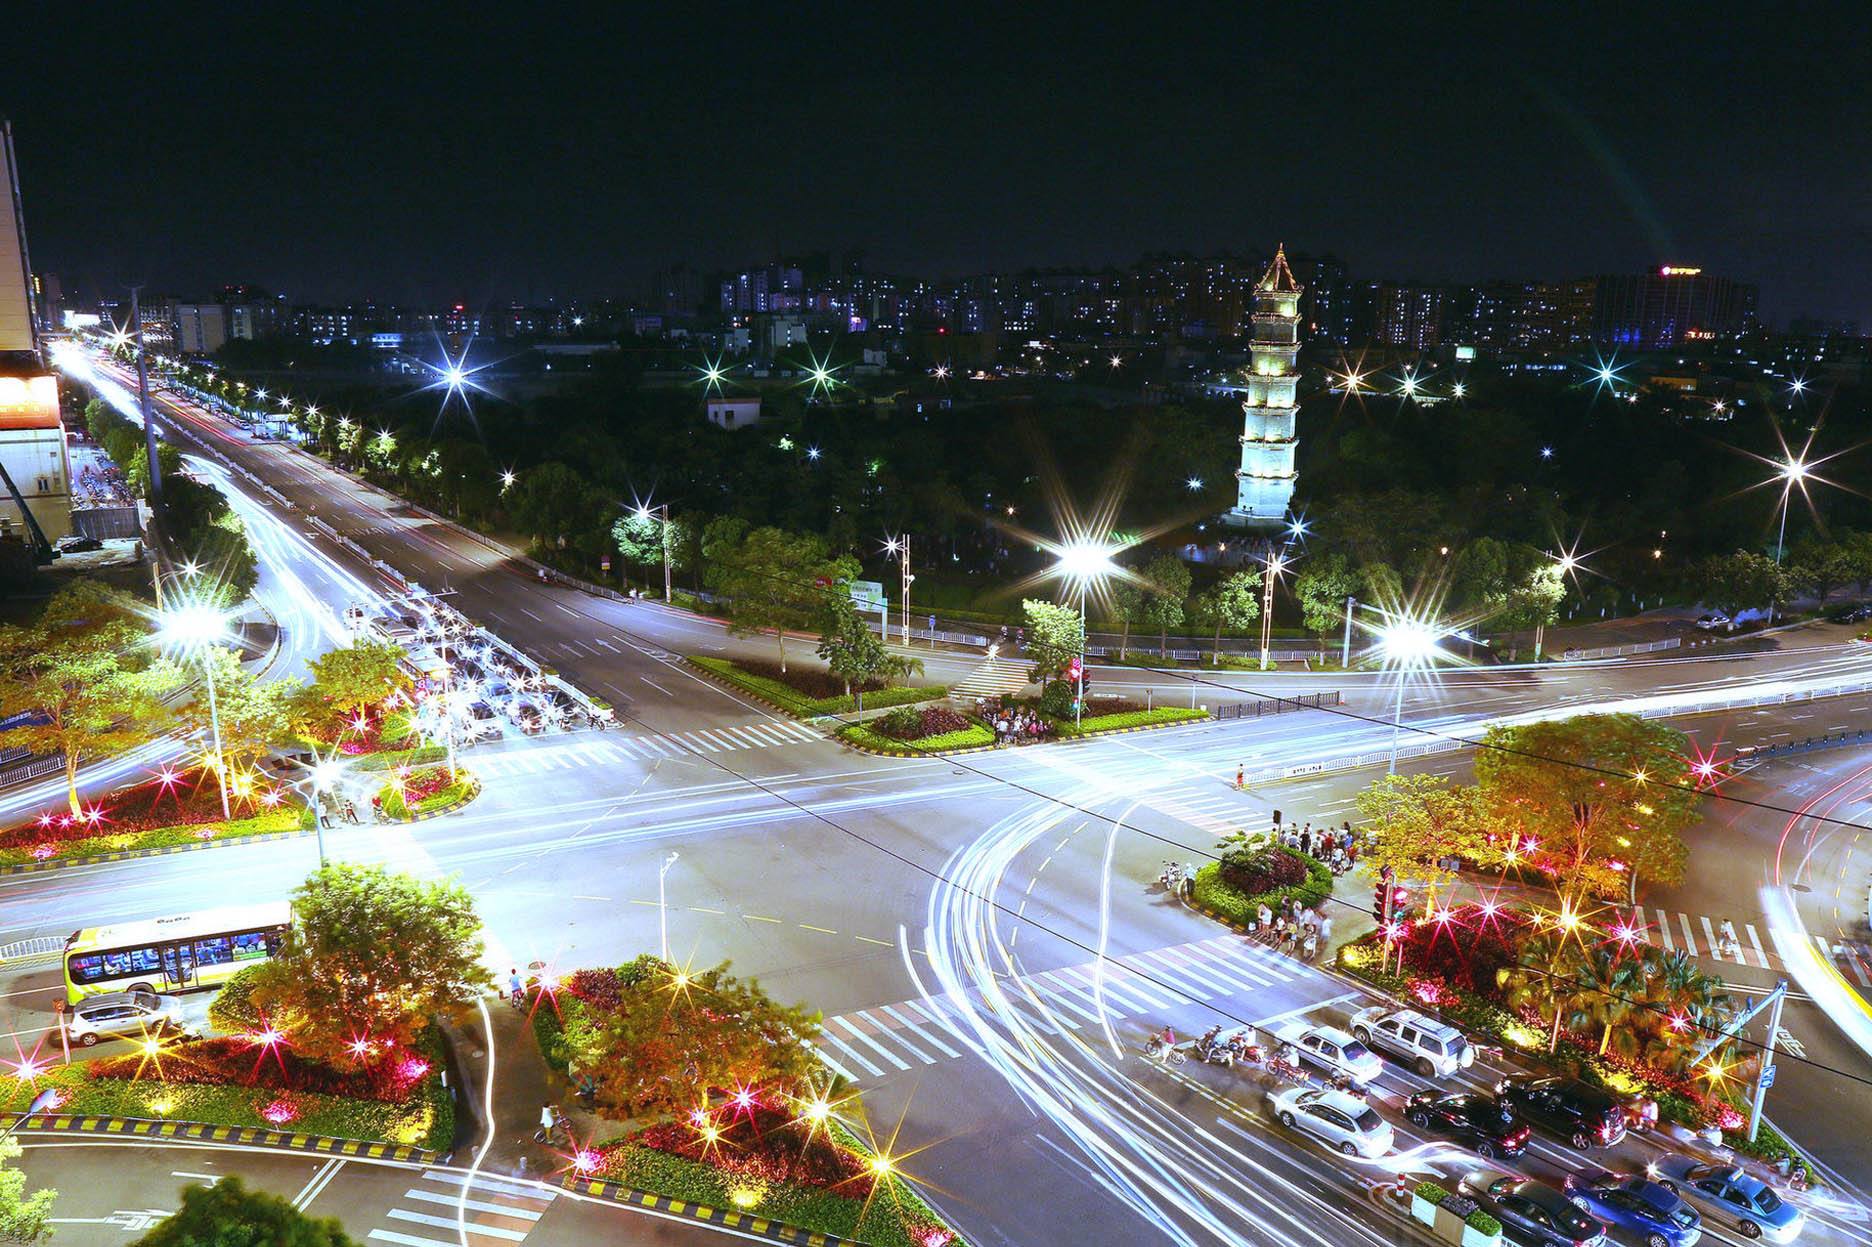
[1404,1091,1531,1158]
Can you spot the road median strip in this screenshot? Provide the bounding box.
[11,1112,433,1162]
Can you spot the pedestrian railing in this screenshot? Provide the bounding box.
[1213,691,1342,721]
[0,935,65,966]
[1557,637,1683,662]
[1736,728,1872,763]
[1084,643,1320,664]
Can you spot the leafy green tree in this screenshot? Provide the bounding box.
[815,598,921,701]
[299,641,411,722]
[1021,598,1084,684]
[186,510,261,606]
[195,648,296,773]
[1688,550,1786,619]
[1293,554,1358,658]
[1450,537,1515,617]
[1499,561,1566,661]
[611,509,691,584]
[1789,542,1851,607]
[702,524,857,671]
[509,462,606,553]
[1475,713,1701,909]
[128,442,182,497]
[567,959,822,1118]
[0,1134,54,1245]
[1190,569,1261,663]
[1137,553,1192,657]
[1105,583,1145,660]
[131,1176,357,1247]
[0,583,182,815]
[251,863,491,1067]
[1353,772,1491,905]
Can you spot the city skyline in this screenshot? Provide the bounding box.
[8,5,1868,321]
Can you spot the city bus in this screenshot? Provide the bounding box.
[63,901,292,1004]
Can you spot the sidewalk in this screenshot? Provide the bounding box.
[445,996,593,1181]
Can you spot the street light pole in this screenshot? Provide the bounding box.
[1341,595,1356,669]
[899,535,914,647]
[1259,550,1282,671]
[128,286,164,508]
[1076,589,1087,729]
[1388,677,1407,775]
[658,851,679,962]
[660,502,673,603]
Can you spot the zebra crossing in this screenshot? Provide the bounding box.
[948,656,1033,701]
[812,932,1301,1083]
[1816,936,1872,987]
[366,1169,555,1247]
[468,719,823,776]
[1643,907,1776,968]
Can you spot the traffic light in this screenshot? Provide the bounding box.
[1066,656,1083,683]
[1372,885,1388,923]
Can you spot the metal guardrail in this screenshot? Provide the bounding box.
[1085,643,1320,663]
[1558,637,1684,662]
[1736,729,1872,763]
[0,935,65,965]
[1213,691,1343,721]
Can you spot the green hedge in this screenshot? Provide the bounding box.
[1050,707,1209,737]
[378,776,475,820]
[689,656,943,718]
[837,722,995,754]
[1189,848,1331,927]
[0,1056,451,1152]
[0,805,308,869]
[348,744,449,772]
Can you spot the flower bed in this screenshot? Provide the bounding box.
[689,656,943,717]
[1188,845,1331,927]
[0,777,309,869]
[0,1032,451,1151]
[1048,706,1209,737]
[377,765,473,820]
[838,721,995,754]
[592,1098,963,1247]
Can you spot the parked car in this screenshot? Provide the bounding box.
[1273,1023,1385,1086]
[508,697,547,734]
[1495,1074,1628,1150]
[68,990,196,1047]
[1830,603,1872,624]
[1265,1085,1393,1159]
[1403,1091,1529,1158]
[53,534,103,553]
[1563,1168,1702,1247]
[463,701,501,739]
[1461,1174,1607,1247]
[1350,1006,1475,1077]
[1653,1159,1806,1243]
[1694,612,1732,632]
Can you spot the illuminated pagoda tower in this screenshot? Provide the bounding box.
[1226,244,1301,530]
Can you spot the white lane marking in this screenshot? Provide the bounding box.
[401,1190,543,1220]
[641,677,673,697]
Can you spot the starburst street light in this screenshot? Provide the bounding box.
[802,350,841,399]
[156,599,237,822]
[695,354,729,394]
[932,363,951,381]
[1370,608,1459,774]
[1185,476,1204,492]
[422,338,488,409]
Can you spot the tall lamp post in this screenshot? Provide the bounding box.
[885,535,915,646]
[1374,612,1450,774]
[158,601,235,821]
[1053,541,1120,729]
[658,850,680,962]
[635,503,674,601]
[1259,549,1285,671]
[1769,457,1807,622]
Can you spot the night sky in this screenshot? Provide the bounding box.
[11,4,1868,321]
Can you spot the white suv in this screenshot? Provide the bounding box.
[68,990,196,1047]
[1267,1085,1394,1158]
[1350,1006,1476,1078]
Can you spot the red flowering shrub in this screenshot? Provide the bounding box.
[87,1036,430,1103]
[566,967,626,1011]
[625,1093,873,1196]
[874,705,972,741]
[1217,844,1306,896]
[0,769,262,849]
[1395,904,1530,996]
[395,766,455,802]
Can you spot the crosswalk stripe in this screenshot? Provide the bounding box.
[782,720,818,739]
[747,724,795,745]
[1814,934,1834,961]
[1133,948,1232,997]
[402,1190,543,1220]
[387,1210,527,1241]
[1655,909,1675,952]
[1210,942,1289,986]
[853,1010,939,1064]
[1852,956,1871,987]
[691,729,731,749]
[1700,916,1722,959]
[419,1171,555,1201]
[1678,913,1699,955]
[676,731,718,752]
[1094,962,1177,1010]
[878,1003,963,1059]
[904,998,969,1047]
[610,738,649,759]
[818,1031,884,1077]
[1746,924,1768,968]
[1028,975,1111,1025]
[723,727,768,747]
[1062,964,1156,1014]
[814,1044,860,1082]
[828,1016,914,1069]
[370,1231,457,1247]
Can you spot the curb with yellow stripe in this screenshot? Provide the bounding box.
[557,1174,849,1245]
[0,827,316,877]
[837,709,1212,758]
[12,1112,433,1161]
[378,773,483,824]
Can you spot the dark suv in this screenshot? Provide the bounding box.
[1495,1075,1627,1150]
[1403,1091,1531,1158]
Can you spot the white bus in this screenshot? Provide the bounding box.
[63,901,292,1004]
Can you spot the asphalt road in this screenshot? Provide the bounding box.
[14,341,1871,1246]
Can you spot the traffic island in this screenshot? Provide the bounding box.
[375,765,480,822]
[838,705,995,756]
[1186,844,1333,933]
[0,768,310,874]
[687,655,946,719]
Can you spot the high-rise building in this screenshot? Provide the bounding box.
[172,302,229,355]
[0,121,70,549]
[1227,246,1301,531]
[1590,267,1757,349]
[1375,283,1445,350]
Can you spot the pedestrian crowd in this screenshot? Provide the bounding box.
[975,696,1055,747]
[1274,814,1358,877]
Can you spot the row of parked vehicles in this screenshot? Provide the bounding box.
[1251,1007,1807,1244]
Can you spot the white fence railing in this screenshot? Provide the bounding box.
[0,935,64,965]
[1558,637,1683,662]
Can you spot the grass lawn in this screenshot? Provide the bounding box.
[0,806,309,869]
[1049,706,1209,737]
[689,656,944,717]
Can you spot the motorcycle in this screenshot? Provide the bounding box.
[1142,1036,1189,1067]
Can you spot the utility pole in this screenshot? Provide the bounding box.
[128,286,164,507]
[659,502,673,603]
[1259,548,1282,671]
[1748,984,1787,1144]
[898,535,914,646]
[1341,595,1356,668]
